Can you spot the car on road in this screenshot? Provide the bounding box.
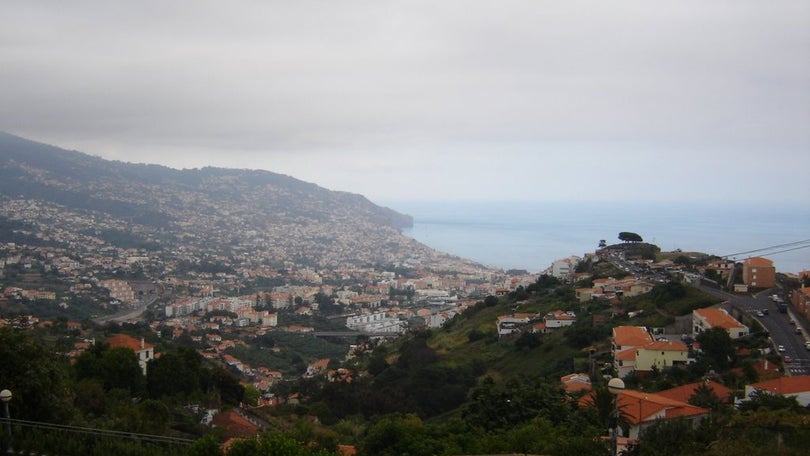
[778,345,786,352]
[784,355,792,363]
[805,342,810,351]
[756,311,765,317]
[761,309,769,315]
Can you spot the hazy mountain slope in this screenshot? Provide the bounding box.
[0,132,475,270]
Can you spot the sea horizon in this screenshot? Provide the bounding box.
[386,200,810,275]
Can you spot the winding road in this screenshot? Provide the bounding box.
[699,283,809,376]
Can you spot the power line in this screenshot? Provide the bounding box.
[721,238,810,259]
[754,243,810,257]
[1,417,194,445]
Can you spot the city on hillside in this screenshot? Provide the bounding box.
[2,199,810,454]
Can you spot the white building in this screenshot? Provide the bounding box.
[551,256,581,279]
[743,376,810,407]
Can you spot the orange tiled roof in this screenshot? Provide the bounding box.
[641,340,688,351]
[694,308,745,330]
[613,326,653,347]
[579,389,709,425]
[107,334,153,351]
[211,410,259,439]
[561,373,592,393]
[618,390,708,424]
[656,381,734,404]
[548,310,576,320]
[310,358,330,370]
[616,348,637,361]
[749,375,810,395]
[742,257,774,267]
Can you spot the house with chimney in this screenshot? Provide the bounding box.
[743,375,810,407]
[580,388,710,439]
[106,333,154,375]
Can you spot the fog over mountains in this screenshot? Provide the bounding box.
[0,132,478,271]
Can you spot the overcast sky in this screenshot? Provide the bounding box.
[1,1,808,204]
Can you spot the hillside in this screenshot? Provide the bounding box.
[0,132,477,270]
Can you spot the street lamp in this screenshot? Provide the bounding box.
[0,389,11,452]
[607,378,625,456]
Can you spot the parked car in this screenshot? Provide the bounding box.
[784,355,792,364]
[778,345,786,352]
[805,341,810,351]
[756,311,765,317]
[761,309,769,315]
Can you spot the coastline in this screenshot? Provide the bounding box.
[391,200,810,275]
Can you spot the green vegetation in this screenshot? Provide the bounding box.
[2,272,809,455]
[619,231,644,243]
[226,332,348,376]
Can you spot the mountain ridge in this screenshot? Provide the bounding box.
[0,132,480,271]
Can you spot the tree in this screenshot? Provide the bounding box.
[738,390,803,413]
[463,377,573,430]
[209,365,244,406]
[146,347,203,400]
[630,418,702,456]
[314,292,340,315]
[514,331,542,351]
[226,432,339,456]
[0,328,71,421]
[136,399,171,435]
[395,336,438,369]
[618,232,644,243]
[186,435,223,456]
[95,346,145,395]
[360,414,441,456]
[696,327,736,370]
[688,383,728,413]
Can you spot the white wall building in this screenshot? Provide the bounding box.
[551,256,581,279]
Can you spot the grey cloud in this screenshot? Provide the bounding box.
[0,1,808,201]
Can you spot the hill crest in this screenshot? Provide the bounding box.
[0,132,480,270]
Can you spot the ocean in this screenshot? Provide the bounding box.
[388,201,810,275]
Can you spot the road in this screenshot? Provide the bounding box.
[93,297,156,324]
[699,283,809,376]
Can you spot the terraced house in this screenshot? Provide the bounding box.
[612,326,689,378]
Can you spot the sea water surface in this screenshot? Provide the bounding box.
[388,201,810,275]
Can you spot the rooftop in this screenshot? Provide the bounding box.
[613,326,654,347]
[694,308,746,330]
[749,375,810,395]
